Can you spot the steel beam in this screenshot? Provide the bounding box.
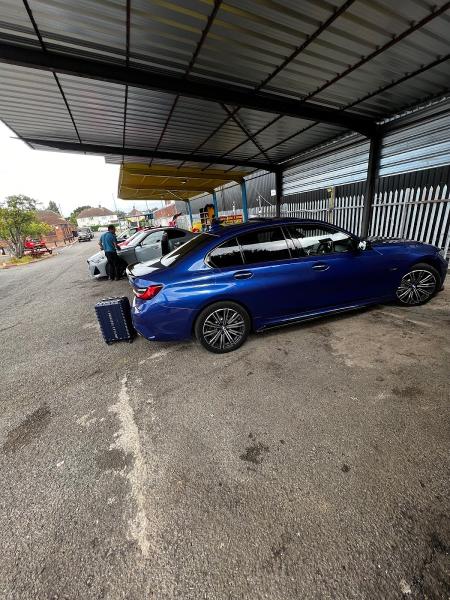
[121,183,216,192]
[241,180,249,223]
[121,168,246,182]
[221,103,274,163]
[302,2,450,103]
[0,43,375,134]
[187,201,194,228]
[22,138,271,170]
[275,169,283,218]
[212,191,219,217]
[361,132,382,238]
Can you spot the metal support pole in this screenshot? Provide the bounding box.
[361,132,382,238]
[240,180,249,222]
[187,201,193,229]
[275,169,283,217]
[212,190,218,217]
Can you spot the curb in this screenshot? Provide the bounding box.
[1,251,58,270]
[0,239,79,270]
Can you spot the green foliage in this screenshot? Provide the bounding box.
[47,200,61,214]
[69,205,92,225]
[0,195,52,258]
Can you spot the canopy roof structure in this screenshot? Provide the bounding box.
[0,0,448,180]
[118,163,249,201]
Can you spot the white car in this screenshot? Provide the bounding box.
[87,227,194,279]
[86,249,109,278]
[86,228,141,278]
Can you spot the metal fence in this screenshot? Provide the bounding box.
[279,166,450,257]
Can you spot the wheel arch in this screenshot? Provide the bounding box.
[191,296,255,335]
[407,255,443,284]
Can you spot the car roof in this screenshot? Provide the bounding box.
[130,226,187,238]
[142,226,185,232]
[211,218,339,237]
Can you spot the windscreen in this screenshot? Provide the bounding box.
[160,233,215,267]
[127,230,150,246]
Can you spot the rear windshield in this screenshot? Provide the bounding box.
[160,233,215,267]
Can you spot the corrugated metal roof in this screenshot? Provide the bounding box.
[0,62,78,141]
[282,97,450,194]
[0,0,448,170]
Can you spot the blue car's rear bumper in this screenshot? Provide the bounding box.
[131,298,196,341]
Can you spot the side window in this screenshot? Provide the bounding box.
[286,225,354,256]
[141,231,163,246]
[208,237,243,268]
[167,229,185,240]
[238,227,290,264]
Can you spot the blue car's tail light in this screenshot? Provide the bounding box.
[133,284,163,301]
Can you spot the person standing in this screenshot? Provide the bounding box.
[99,225,120,281]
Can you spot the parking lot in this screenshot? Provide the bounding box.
[0,242,448,599]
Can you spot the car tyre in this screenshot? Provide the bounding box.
[195,301,250,354]
[396,262,440,306]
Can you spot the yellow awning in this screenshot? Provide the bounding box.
[118,163,247,201]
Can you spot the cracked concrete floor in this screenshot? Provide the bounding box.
[0,241,449,599]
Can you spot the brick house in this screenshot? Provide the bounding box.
[37,210,75,244]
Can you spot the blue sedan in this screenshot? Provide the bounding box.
[127,219,447,353]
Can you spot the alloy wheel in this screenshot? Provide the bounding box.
[202,308,246,350]
[396,269,436,305]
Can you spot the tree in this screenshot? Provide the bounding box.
[0,195,52,258]
[47,200,61,214]
[69,205,92,225]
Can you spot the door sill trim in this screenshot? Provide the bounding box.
[256,303,374,332]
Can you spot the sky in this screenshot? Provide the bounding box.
[0,121,163,218]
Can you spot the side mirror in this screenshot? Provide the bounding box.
[357,239,372,251]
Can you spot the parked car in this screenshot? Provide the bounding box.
[87,227,194,279]
[118,227,195,265]
[117,227,151,247]
[78,227,94,242]
[87,230,144,278]
[127,218,448,354]
[116,227,138,242]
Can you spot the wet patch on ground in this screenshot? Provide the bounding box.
[240,439,269,465]
[313,304,448,370]
[414,530,450,598]
[265,532,293,572]
[2,404,51,454]
[392,385,423,399]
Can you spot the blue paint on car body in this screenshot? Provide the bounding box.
[126,219,447,346]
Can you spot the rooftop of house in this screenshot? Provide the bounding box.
[37,210,71,227]
[77,206,115,218]
[128,208,143,216]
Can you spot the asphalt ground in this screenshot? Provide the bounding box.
[0,240,449,600]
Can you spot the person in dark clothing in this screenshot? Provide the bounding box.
[99,225,120,281]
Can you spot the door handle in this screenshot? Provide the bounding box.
[312,263,330,271]
[233,271,253,280]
